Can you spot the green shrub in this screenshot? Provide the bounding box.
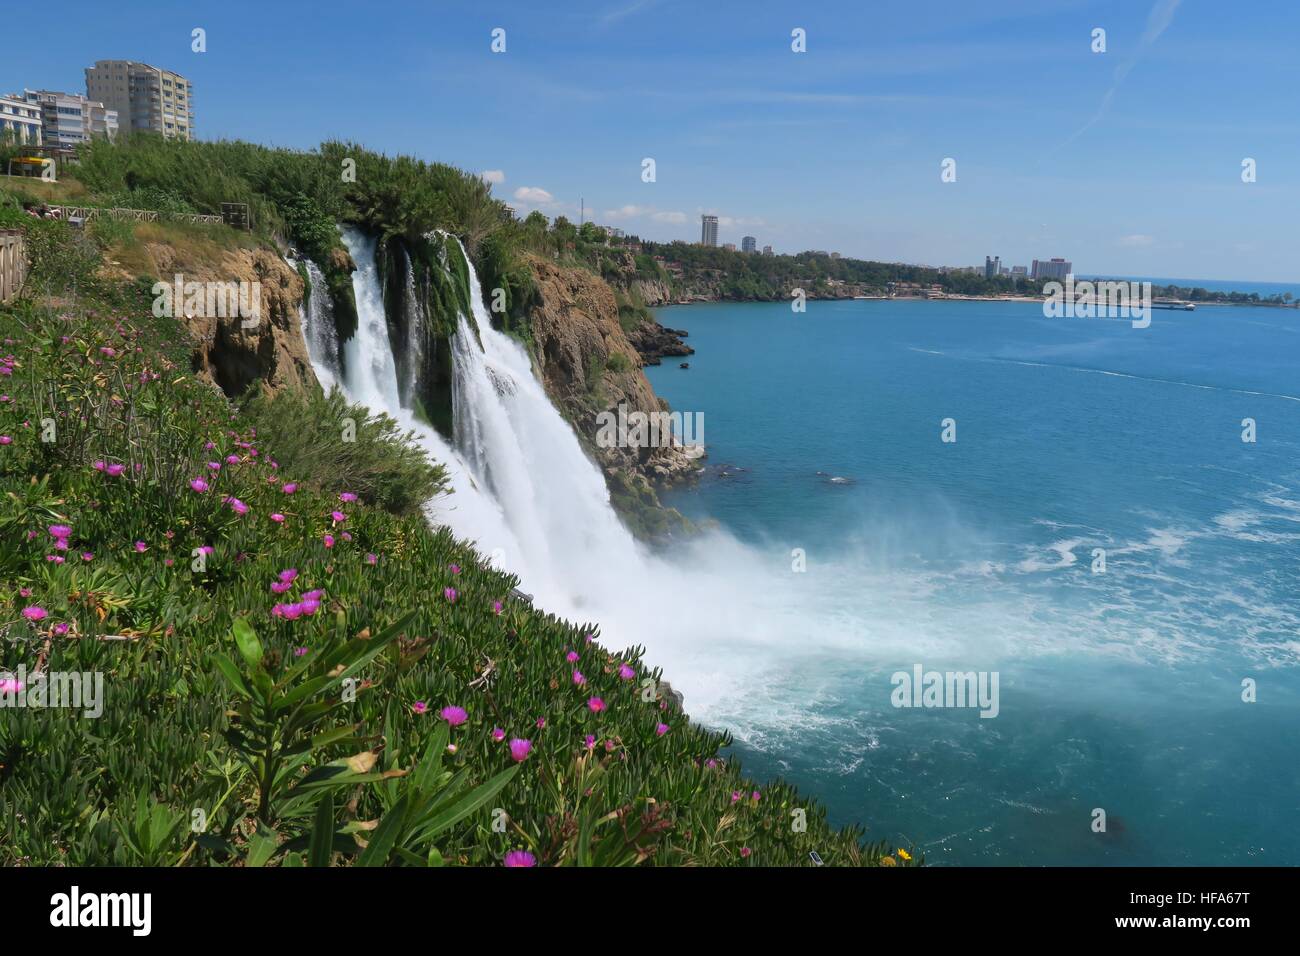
[241,386,449,517]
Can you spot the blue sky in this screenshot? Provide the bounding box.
[9,0,1300,280]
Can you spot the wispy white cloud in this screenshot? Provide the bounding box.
[480,169,505,185]
[1060,0,1184,147]
[599,0,661,27]
[1117,234,1155,248]
[513,186,555,204]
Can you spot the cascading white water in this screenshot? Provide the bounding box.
[302,227,879,722]
[287,255,339,390]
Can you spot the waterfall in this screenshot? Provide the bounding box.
[401,248,423,405]
[302,226,839,722]
[288,255,339,390]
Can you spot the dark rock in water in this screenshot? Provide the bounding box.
[679,362,690,369]
[626,319,695,365]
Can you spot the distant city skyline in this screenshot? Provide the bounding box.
[5,1,1298,281]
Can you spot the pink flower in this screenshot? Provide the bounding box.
[0,676,24,693]
[225,454,240,465]
[48,524,72,539]
[330,510,346,522]
[587,697,605,713]
[566,650,579,663]
[93,460,105,471]
[206,461,221,471]
[412,701,428,715]
[618,663,635,681]
[18,588,31,597]
[225,497,248,515]
[81,552,93,561]
[0,436,11,445]
[508,738,533,762]
[293,646,309,657]
[339,492,357,503]
[189,478,209,493]
[584,734,596,750]
[740,847,752,858]
[21,606,47,621]
[491,727,506,742]
[535,717,546,729]
[440,705,468,726]
[105,463,125,477]
[444,587,457,603]
[751,791,761,802]
[47,554,65,564]
[270,513,285,523]
[503,850,536,868]
[365,553,377,565]
[322,534,335,548]
[271,581,292,594]
[731,791,742,803]
[572,670,586,686]
[656,723,669,736]
[448,564,461,575]
[282,483,297,494]
[492,601,503,615]
[278,568,298,583]
[133,540,148,553]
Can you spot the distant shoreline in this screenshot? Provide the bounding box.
[656,293,1299,310]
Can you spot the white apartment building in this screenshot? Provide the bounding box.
[19,90,118,153]
[85,60,193,140]
[0,95,43,146]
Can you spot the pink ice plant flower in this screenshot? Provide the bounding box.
[618,663,635,680]
[339,492,357,503]
[444,587,457,603]
[587,697,606,713]
[270,513,285,523]
[656,723,669,737]
[440,705,468,727]
[322,534,335,548]
[503,850,535,868]
[412,701,428,715]
[509,738,533,763]
[189,478,209,493]
[282,483,297,494]
[133,541,148,553]
[491,727,506,742]
[105,463,125,477]
[21,606,47,621]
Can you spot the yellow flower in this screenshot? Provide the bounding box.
[898,848,912,861]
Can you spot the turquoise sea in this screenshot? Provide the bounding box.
[645,298,1300,866]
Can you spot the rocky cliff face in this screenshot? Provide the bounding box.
[524,255,701,535]
[107,236,319,398]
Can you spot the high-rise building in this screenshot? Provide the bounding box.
[85,60,193,140]
[18,90,117,155]
[700,215,718,247]
[741,235,756,253]
[984,255,1001,279]
[762,245,773,255]
[722,242,736,252]
[1031,258,1072,280]
[0,95,43,146]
